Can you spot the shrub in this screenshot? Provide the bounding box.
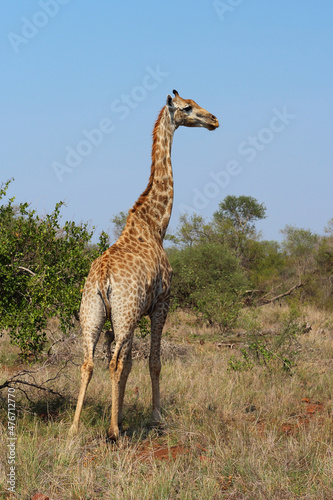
[0,180,107,358]
[169,243,248,331]
[228,307,305,373]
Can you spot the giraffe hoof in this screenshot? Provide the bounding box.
[153,421,166,436]
[68,424,79,437]
[106,433,118,444]
[152,409,162,422]
[106,426,120,443]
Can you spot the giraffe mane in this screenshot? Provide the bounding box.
[131,105,166,212]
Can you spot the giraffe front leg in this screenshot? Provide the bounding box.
[149,302,169,423]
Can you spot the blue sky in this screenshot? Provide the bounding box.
[1,1,332,242]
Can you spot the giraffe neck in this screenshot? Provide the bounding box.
[126,105,175,241]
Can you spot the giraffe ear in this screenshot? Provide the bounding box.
[167,95,175,108]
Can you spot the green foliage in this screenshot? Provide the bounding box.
[214,195,266,229]
[166,194,333,328]
[315,236,333,308]
[167,196,270,330]
[213,195,266,242]
[278,225,333,309]
[281,225,319,258]
[228,349,253,372]
[273,306,307,370]
[169,242,248,330]
[0,180,105,358]
[317,238,333,274]
[137,316,150,338]
[324,218,333,236]
[209,196,267,270]
[166,213,209,248]
[111,210,128,240]
[228,307,305,373]
[97,230,110,254]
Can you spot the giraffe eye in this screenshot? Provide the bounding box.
[183,105,192,112]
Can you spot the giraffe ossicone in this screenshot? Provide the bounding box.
[69,91,219,440]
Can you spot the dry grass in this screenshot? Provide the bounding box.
[0,305,332,499]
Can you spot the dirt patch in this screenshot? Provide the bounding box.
[301,397,324,415]
[251,398,326,437]
[280,398,325,436]
[81,439,191,468]
[137,439,189,462]
[1,363,25,377]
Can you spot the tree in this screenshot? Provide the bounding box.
[167,213,210,248]
[324,218,333,236]
[281,225,319,258]
[314,221,333,309]
[279,225,318,280]
[212,195,267,266]
[248,239,285,285]
[111,211,128,240]
[213,195,266,237]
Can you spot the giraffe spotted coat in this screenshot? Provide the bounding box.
[69,90,219,440]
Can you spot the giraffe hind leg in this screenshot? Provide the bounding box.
[108,331,135,441]
[149,302,169,423]
[69,296,106,436]
[68,351,94,436]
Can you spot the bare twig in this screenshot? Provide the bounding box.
[17,266,36,276]
[0,362,68,399]
[0,378,65,399]
[0,379,65,401]
[5,264,37,276]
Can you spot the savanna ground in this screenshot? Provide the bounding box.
[0,304,332,499]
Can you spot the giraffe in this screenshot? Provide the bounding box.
[69,90,219,440]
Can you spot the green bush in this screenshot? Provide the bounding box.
[0,180,108,358]
[169,242,248,331]
[228,307,305,373]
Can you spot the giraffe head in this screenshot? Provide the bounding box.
[167,89,219,131]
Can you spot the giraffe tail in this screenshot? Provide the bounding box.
[97,282,112,321]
